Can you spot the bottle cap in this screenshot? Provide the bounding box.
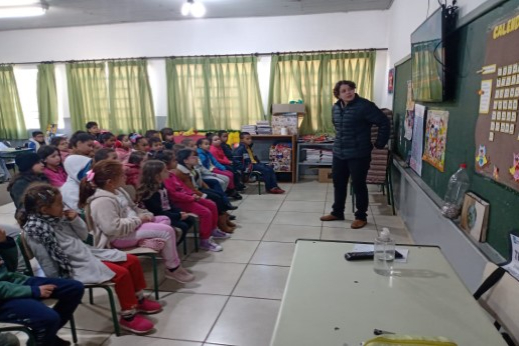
[460,163,467,169]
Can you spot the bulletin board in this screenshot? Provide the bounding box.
[393,0,519,258]
[474,10,519,190]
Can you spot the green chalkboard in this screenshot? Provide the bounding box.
[393,0,519,258]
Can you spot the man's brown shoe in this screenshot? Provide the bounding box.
[320,214,345,221]
[351,219,367,229]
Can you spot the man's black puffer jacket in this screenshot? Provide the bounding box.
[332,94,390,160]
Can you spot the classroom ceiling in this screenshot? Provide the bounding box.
[0,0,394,31]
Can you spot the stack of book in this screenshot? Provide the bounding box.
[303,148,321,163]
[256,120,272,135]
[321,149,333,164]
[241,124,257,135]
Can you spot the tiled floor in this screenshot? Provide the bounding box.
[0,180,413,346]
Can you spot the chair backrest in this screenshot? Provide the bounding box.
[477,262,519,345]
[16,232,35,276]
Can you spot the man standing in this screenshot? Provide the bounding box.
[321,80,390,229]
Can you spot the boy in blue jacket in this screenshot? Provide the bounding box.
[232,132,285,194]
[0,228,84,346]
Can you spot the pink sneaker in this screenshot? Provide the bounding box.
[136,298,162,314]
[138,238,166,251]
[119,315,154,334]
[164,266,195,283]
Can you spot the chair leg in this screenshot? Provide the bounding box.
[258,180,261,195]
[69,314,78,344]
[103,287,121,336]
[350,184,355,213]
[151,255,159,301]
[193,221,199,253]
[183,236,187,256]
[89,287,94,305]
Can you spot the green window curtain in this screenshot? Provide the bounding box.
[166,56,264,130]
[108,60,156,134]
[0,65,26,139]
[37,63,58,131]
[66,62,110,131]
[268,51,375,134]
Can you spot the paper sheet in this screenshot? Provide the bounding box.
[352,244,410,263]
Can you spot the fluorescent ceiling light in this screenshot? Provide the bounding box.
[0,1,47,19]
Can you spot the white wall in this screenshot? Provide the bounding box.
[0,11,391,128]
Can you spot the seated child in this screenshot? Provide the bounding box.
[160,127,175,150]
[181,139,231,199]
[155,150,230,250]
[50,137,70,164]
[7,153,48,212]
[0,227,84,346]
[115,134,132,162]
[144,130,161,140]
[60,155,92,212]
[233,132,285,194]
[69,131,95,158]
[124,151,147,187]
[130,133,150,153]
[21,184,160,335]
[137,160,199,245]
[93,148,118,164]
[28,131,46,151]
[85,121,102,149]
[99,132,116,149]
[148,137,164,153]
[210,133,246,191]
[174,149,236,234]
[79,160,194,283]
[38,145,68,187]
[197,137,241,200]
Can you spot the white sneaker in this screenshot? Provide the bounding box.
[200,238,223,252]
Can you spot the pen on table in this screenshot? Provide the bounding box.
[373,329,395,335]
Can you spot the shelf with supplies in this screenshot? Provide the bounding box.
[250,135,297,183]
[296,142,334,182]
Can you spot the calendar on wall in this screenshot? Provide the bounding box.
[475,10,519,190]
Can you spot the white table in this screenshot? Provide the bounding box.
[270,240,506,346]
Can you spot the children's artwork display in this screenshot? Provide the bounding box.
[475,10,519,191]
[410,104,426,176]
[422,109,449,172]
[269,143,292,172]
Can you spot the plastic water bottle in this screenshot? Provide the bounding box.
[441,163,470,219]
[374,228,395,276]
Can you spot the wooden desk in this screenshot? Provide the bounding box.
[270,240,506,346]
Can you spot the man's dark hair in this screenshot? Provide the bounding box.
[32,131,43,137]
[85,121,98,130]
[333,80,357,99]
[239,132,250,140]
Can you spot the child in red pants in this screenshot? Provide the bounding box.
[21,184,161,335]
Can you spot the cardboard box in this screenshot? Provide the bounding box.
[271,104,306,114]
[272,114,298,135]
[318,168,333,183]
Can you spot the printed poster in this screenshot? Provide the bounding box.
[410,104,426,176]
[404,110,415,140]
[406,80,415,111]
[423,109,449,172]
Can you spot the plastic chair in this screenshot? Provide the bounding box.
[474,262,519,346]
[84,204,160,301]
[0,323,36,346]
[182,214,200,255]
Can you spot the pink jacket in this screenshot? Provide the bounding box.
[164,172,197,203]
[209,145,231,165]
[116,148,131,162]
[43,166,68,187]
[124,163,140,187]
